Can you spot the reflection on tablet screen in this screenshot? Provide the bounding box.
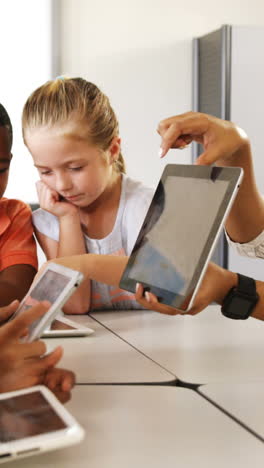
[50,319,76,331]
[0,392,67,442]
[128,175,229,296]
[13,270,73,335]
[25,270,71,308]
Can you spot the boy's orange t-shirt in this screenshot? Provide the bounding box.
[0,198,38,272]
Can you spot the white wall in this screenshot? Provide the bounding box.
[1,0,52,202]
[3,0,264,194]
[2,1,264,270]
[228,26,264,279]
[59,0,264,188]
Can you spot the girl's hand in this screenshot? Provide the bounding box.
[36,180,79,219]
[135,263,238,316]
[157,111,249,164]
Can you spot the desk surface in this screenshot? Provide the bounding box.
[199,382,264,440]
[90,305,264,384]
[7,385,263,468]
[44,315,174,384]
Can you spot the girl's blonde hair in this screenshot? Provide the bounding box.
[22,77,126,173]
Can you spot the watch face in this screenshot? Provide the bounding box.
[222,275,259,320]
[226,296,254,319]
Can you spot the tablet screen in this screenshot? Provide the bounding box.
[26,270,71,305]
[120,164,242,308]
[0,391,67,442]
[14,270,72,318]
[128,175,228,294]
[50,319,76,330]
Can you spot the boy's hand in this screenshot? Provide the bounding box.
[0,346,63,393]
[36,180,79,219]
[0,302,68,393]
[0,300,49,345]
[44,368,76,403]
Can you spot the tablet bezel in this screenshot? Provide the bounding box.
[0,385,84,463]
[42,316,94,338]
[10,262,84,342]
[120,164,243,311]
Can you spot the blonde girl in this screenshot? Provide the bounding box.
[22,77,153,313]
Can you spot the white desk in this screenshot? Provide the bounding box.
[90,305,264,384]
[199,382,264,440]
[44,315,174,384]
[7,385,264,468]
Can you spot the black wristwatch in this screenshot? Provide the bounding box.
[221,273,259,319]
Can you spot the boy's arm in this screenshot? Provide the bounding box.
[0,264,36,307]
[0,201,38,306]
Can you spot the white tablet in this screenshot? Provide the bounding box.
[42,316,94,338]
[0,385,84,464]
[11,262,84,342]
[120,164,243,311]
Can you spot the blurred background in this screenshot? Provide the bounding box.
[2,0,264,273]
[3,0,264,199]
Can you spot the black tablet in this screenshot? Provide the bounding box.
[120,164,243,311]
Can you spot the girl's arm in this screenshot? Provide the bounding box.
[35,181,92,314]
[40,254,128,290]
[57,213,91,314]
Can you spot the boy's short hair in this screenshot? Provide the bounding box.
[0,103,13,149]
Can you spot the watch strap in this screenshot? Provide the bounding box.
[221,273,259,320]
[236,273,256,295]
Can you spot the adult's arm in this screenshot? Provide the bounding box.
[158,112,264,243]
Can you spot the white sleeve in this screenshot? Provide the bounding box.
[32,209,60,242]
[226,229,264,259]
[123,186,154,254]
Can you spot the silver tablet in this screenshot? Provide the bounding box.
[42,316,94,338]
[120,164,243,311]
[10,262,84,342]
[0,385,84,464]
